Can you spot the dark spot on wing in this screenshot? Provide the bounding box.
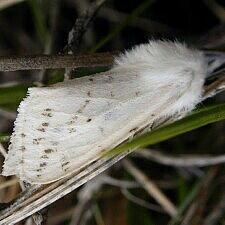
[87,118,92,122]
[67,115,78,125]
[44,149,54,154]
[42,112,52,117]
[135,91,140,97]
[45,108,52,112]
[21,133,26,137]
[37,128,45,132]
[63,167,69,172]
[42,122,49,127]
[129,127,138,133]
[77,100,90,113]
[36,169,42,172]
[62,162,69,167]
[87,91,91,97]
[33,138,45,145]
[41,155,49,159]
[89,78,94,82]
[67,120,75,125]
[40,162,47,167]
[108,75,113,82]
[62,162,70,171]
[110,91,115,97]
[68,128,76,133]
[20,146,25,152]
[33,139,39,144]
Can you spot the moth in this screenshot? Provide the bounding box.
[2,40,224,184]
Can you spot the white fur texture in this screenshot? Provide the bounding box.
[2,41,207,184]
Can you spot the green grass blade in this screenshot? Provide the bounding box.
[0,133,10,142]
[27,0,48,46]
[105,103,225,157]
[0,85,28,111]
[168,181,201,225]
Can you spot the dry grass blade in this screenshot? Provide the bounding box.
[181,166,219,225]
[0,152,129,224]
[0,179,18,191]
[123,159,177,217]
[204,74,225,99]
[0,109,16,120]
[121,188,165,213]
[203,0,225,22]
[0,0,24,10]
[135,148,225,167]
[0,144,7,158]
[69,176,104,225]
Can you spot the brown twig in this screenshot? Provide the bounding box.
[0,53,114,72]
[64,0,107,79]
[65,0,107,54]
[40,0,60,85]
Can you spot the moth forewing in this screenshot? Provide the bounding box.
[2,41,207,184]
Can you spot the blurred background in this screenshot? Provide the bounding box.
[0,0,225,224]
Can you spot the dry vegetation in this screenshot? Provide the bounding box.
[0,0,225,225]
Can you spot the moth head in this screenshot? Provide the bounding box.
[114,40,225,80]
[114,40,206,76]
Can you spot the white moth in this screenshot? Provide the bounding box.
[1,40,217,184]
